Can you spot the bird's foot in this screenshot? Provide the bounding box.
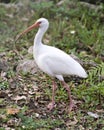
[47,102,55,111]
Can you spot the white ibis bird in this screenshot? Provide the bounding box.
[17,18,87,111]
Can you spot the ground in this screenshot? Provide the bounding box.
[0,0,104,129]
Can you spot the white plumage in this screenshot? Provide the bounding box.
[18,18,87,111]
[35,45,87,80]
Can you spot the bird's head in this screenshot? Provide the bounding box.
[36,18,49,28]
[15,18,49,41]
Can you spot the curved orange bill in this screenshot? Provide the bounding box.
[15,22,40,41]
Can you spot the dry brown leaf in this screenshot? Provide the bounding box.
[28,46,33,54]
[32,85,38,91]
[35,92,42,100]
[55,128,61,130]
[0,114,7,120]
[28,90,35,95]
[96,109,104,113]
[0,91,8,98]
[16,59,39,74]
[79,125,85,130]
[66,116,78,126]
[7,108,20,115]
[12,95,27,101]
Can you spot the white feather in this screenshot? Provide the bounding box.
[32,18,88,81]
[34,45,87,80]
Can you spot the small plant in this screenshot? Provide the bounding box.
[73,62,104,109]
[0,81,9,90]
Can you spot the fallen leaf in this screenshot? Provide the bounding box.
[7,108,20,115]
[0,91,8,98]
[7,117,20,127]
[55,128,61,130]
[0,60,9,72]
[35,92,42,100]
[0,114,7,120]
[66,116,78,126]
[79,125,85,130]
[1,71,7,78]
[16,59,39,74]
[28,46,33,54]
[35,113,40,118]
[12,95,27,101]
[28,91,35,95]
[32,85,38,91]
[57,0,65,6]
[87,112,99,118]
[96,109,104,113]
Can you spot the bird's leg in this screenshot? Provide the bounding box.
[61,81,74,112]
[47,80,57,111]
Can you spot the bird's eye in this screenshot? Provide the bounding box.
[38,22,41,24]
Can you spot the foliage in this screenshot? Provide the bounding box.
[73,62,104,108]
[0,81,9,90]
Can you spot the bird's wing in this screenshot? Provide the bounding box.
[37,46,87,78]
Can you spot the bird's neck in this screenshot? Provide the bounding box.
[33,26,48,58]
[33,28,47,60]
[34,27,47,46]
